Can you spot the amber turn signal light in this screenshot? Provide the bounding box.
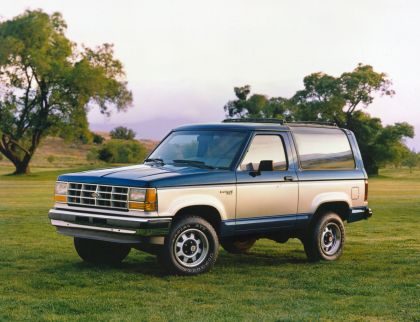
[54,195,67,203]
[128,188,157,211]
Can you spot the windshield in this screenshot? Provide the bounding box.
[147,130,248,169]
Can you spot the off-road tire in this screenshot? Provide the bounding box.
[158,216,219,275]
[303,212,345,262]
[74,237,131,265]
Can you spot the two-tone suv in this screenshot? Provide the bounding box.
[49,119,372,275]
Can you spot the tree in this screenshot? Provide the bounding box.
[390,144,410,168]
[224,64,414,175]
[293,72,345,124]
[291,64,412,174]
[402,150,419,173]
[223,85,293,120]
[292,64,395,126]
[0,10,132,174]
[57,108,93,144]
[353,116,414,174]
[110,126,136,140]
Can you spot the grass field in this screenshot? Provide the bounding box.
[0,166,419,321]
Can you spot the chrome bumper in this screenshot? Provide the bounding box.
[49,208,172,240]
[348,207,373,223]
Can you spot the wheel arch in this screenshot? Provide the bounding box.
[173,205,222,235]
[309,201,351,226]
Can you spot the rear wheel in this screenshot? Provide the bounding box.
[74,237,131,265]
[303,212,345,262]
[221,237,256,254]
[158,216,219,275]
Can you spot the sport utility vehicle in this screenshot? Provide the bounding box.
[49,119,372,275]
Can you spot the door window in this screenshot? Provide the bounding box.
[240,135,288,171]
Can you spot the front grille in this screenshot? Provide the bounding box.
[67,183,129,210]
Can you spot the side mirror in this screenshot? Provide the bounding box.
[249,160,273,177]
[258,160,273,172]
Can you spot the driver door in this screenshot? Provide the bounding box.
[235,133,298,233]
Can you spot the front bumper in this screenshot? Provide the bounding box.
[49,208,172,244]
[348,207,373,223]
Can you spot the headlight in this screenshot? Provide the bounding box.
[54,182,68,203]
[55,182,68,195]
[129,188,147,202]
[129,188,157,212]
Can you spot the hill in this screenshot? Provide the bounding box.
[0,135,159,171]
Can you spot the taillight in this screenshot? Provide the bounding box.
[364,180,368,201]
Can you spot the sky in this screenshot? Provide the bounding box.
[2,0,420,148]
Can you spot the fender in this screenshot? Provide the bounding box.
[157,187,234,220]
[310,192,351,214]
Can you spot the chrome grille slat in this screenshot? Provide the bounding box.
[68,189,126,195]
[67,182,129,211]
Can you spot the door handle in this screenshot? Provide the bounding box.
[284,175,294,181]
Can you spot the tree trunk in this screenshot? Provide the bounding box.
[0,134,36,175]
[13,160,31,175]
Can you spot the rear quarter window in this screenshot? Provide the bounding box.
[292,127,355,170]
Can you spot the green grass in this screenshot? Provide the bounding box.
[0,166,419,321]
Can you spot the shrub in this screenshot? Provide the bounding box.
[92,133,105,144]
[86,149,99,163]
[96,140,147,163]
[46,155,55,164]
[78,131,93,144]
[110,126,136,140]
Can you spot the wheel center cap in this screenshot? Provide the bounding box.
[324,232,333,244]
[182,240,198,255]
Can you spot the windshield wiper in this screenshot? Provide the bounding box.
[144,158,165,165]
[172,159,215,169]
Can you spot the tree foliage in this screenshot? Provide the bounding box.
[110,126,136,140]
[0,10,133,174]
[92,133,105,145]
[224,85,293,120]
[402,150,419,173]
[224,64,414,175]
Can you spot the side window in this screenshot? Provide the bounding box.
[240,135,288,171]
[293,127,355,170]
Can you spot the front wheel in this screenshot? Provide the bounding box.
[302,212,345,262]
[158,216,219,275]
[74,237,131,265]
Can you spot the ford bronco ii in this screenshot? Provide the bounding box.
[49,119,372,275]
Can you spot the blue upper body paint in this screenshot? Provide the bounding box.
[58,164,236,188]
[58,123,366,187]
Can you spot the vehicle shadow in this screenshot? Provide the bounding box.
[218,249,308,266]
[43,248,309,278]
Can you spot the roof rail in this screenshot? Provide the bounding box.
[223,118,284,125]
[285,121,338,127]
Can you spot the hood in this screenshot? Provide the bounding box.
[58,164,235,188]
